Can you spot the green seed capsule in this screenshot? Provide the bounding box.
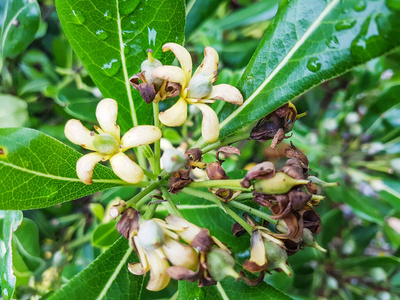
[206,248,239,281]
[253,172,309,194]
[264,240,292,276]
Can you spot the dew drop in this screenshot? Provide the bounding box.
[123,43,129,55]
[104,10,112,21]
[326,36,339,49]
[102,59,121,77]
[96,29,108,40]
[354,0,367,11]
[335,20,356,31]
[350,16,380,61]
[130,21,136,25]
[307,57,321,73]
[148,27,157,46]
[71,10,85,25]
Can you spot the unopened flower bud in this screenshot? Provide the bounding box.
[206,248,239,281]
[163,238,199,271]
[138,220,165,251]
[141,50,163,88]
[253,172,309,195]
[161,148,187,173]
[264,240,292,276]
[301,228,327,253]
[93,133,119,155]
[187,73,213,99]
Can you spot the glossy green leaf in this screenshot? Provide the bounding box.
[92,221,120,248]
[48,237,143,300]
[0,95,28,128]
[0,0,41,67]
[55,0,185,131]
[0,128,125,210]
[0,210,23,300]
[218,0,400,138]
[178,279,292,300]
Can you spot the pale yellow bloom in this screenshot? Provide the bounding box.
[64,98,161,184]
[152,43,243,143]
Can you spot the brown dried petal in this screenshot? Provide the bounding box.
[270,195,291,219]
[129,72,146,88]
[216,146,241,162]
[168,168,193,194]
[270,128,286,149]
[165,82,181,98]
[306,182,319,194]
[241,162,275,188]
[288,190,312,211]
[116,208,140,239]
[167,266,200,282]
[250,114,283,142]
[242,260,268,273]
[275,103,290,118]
[239,270,265,286]
[185,148,203,162]
[191,228,215,253]
[285,142,309,167]
[252,192,274,208]
[138,83,157,104]
[206,161,228,180]
[232,222,247,237]
[301,208,322,235]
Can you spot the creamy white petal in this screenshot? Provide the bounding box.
[152,66,187,88]
[64,119,96,151]
[163,237,198,270]
[165,215,202,244]
[109,152,144,183]
[250,230,267,266]
[76,152,104,185]
[209,84,244,105]
[145,250,171,291]
[193,46,219,77]
[162,43,192,84]
[96,98,120,140]
[159,97,187,127]
[194,103,219,143]
[121,125,162,151]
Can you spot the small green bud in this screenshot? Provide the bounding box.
[301,228,327,253]
[93,133,120,155]
[53,250,68,268]
[206,248,239,281]
[264,240,292,276]
[138,220,165,251]
[141,50,163,88]
[161,148,187,173]
[253,172,309,195]
[187,73,213,99]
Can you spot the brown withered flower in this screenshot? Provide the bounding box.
[250,102,302,149]
[241,161,275,189]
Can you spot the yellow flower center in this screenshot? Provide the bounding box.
[93,133,120,155]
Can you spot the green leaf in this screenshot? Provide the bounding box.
[218,0,400,138]
[0,95,28,128]
[48,237,144,300]
[178,279,292,300]
[92,221,120,248]
[336,256,400,274]
[55,0,185,131]
[0,0,41,66]
[0,128,125,210]
[0,210,23,300]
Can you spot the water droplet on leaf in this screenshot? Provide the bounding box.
[102,59,121,77]
[354,1,367,11]
[307,57,322,72]
[96,29,108,40]
[350,16,381,61]
[326,36,339,49]
[104,10,112,21]
[71,10,85,24]
[148,27,157,46]
[335,20,356,31]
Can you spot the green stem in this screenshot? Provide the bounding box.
[160,186,183,217]
[142,168,158,181]
[142,203,159,219]
[153,102,161,174]
[221,203,253,234]
[194,130,251,153]
[188,179,250,191]
[229,200,277,225]
[67,233,92,249]
[233,192,254,201]
[126,181,160,207]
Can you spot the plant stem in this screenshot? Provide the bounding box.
[126,181,160,207]
[68,233,92,249]
[228,200,277,225]
[221,203,253,234]
[142,203,158,219]
[160,186,183,217]
[194,130,251,153]
[188,179,250,191]
[233,192,254,200]
[153,102,161,174]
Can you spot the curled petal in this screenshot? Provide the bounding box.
[165,215,201,244]
[64,119,96,151]
[159,97,188,127]
[110,152,144,183]
[243,230,267,273]
[145,250,171,291]
[152,66,187,88]
[121,125,162,151]
[76,152,104,185]
[193,46,219,77]
[96,98,120,140]
[194,103,219,143]
[162,43,192,83]
[209,84,243,105]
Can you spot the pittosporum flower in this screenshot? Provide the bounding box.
[64,98,161,184]
[152,43,244,143]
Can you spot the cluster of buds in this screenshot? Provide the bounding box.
[131,43,244,143]
[250,102,307,149]
[234,143,337,283]
[116,208,239,291]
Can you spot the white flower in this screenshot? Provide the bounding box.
[64,98,161,184]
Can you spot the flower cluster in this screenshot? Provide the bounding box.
[116,209,238,291]
[132,43,244,143]
[64,98,161,184]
